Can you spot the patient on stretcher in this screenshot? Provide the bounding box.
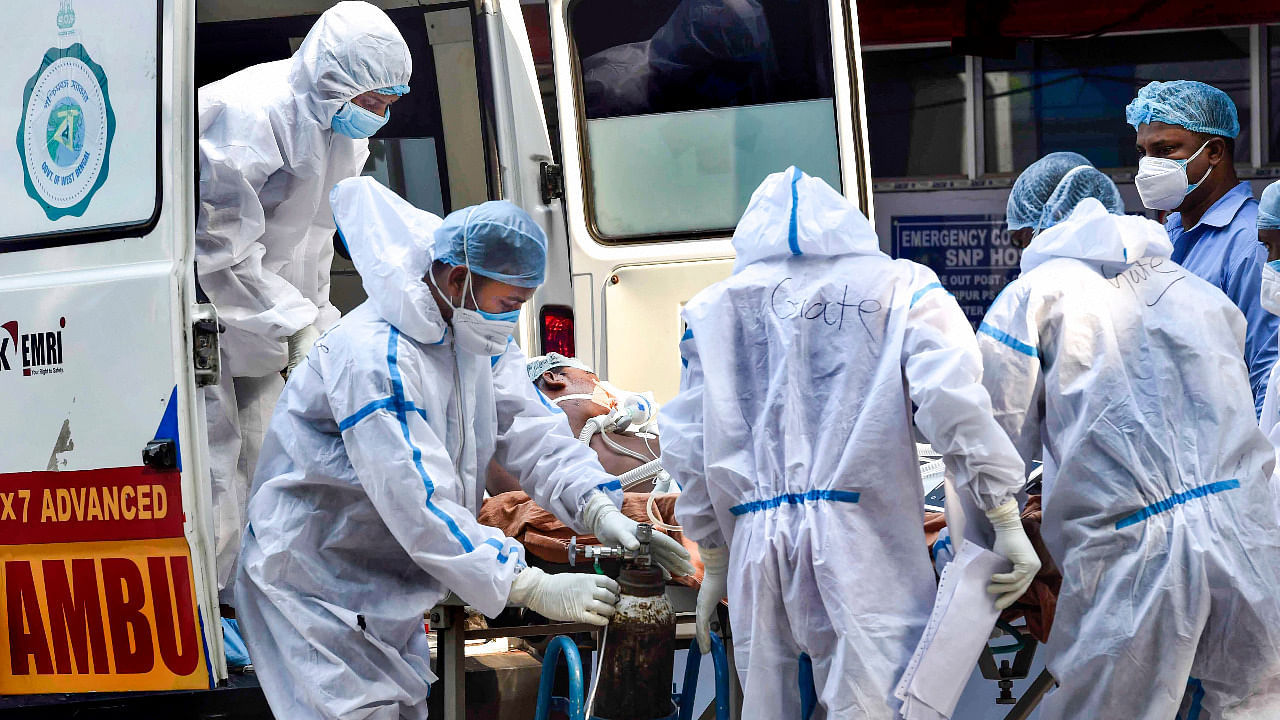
[481,354,702,584]
[489,353,662,494]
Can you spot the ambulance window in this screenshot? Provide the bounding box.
[568,0,839,241]
[0,1,160,250]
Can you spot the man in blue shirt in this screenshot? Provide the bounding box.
[1127,80,1277,414]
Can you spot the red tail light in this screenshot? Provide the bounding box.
[540,305,575,356]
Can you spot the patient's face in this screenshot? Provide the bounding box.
[549,367,600,397]
[539,366,614,420]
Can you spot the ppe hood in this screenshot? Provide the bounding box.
[1020,198,1173,274]
[732,166,880,272]
[288,1,412,124]
[330,177,447,344]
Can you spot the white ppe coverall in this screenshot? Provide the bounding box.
[663,167,1028,719]
[234,177,623,720]
[978,198,1280,720]
[197,1,411,601]
[1262,366,1280,440]
[1260,182,1280,447]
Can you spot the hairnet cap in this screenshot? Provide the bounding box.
[1038,166,1125,230]
[1261,181,1280,231]
[1125,80,1240,138]
[1007,152,1092,230]
[433,200,547,288]
[526,353,594,383]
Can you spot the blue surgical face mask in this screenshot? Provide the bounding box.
[478,307,520,323]
[426,270,518,356]
[331,101,389,139]
[459,279,520,353]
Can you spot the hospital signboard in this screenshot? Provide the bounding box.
[890,214,1021,327]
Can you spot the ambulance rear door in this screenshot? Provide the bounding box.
[0,0,222,693]
[479,0,575,353]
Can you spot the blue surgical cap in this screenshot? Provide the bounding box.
[1007,152,1093,230]
[1260,181,1280,231]
[1125,80,1240,138]
[1038,166,1125,230]
[433,200,547,288]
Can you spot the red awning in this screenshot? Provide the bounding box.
[858,0,1280,47]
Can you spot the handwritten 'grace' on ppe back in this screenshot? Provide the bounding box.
[768,277,884,341]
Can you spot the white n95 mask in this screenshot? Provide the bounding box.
[427,262,518,356]
[1261,260,1280,316]
[452,306,517,356]
[1134,139,1214,211]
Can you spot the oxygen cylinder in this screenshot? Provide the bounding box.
[592,525,677,720]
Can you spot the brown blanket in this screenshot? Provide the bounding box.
[478,491,704,588]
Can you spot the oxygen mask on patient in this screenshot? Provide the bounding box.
[552,380,658,433]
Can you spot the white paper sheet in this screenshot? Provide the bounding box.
[895,541,1008,720]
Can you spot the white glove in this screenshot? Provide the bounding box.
[582,492,694,577]
[285,324,320,377]
[696,544,729,654]
[985,500,1041,610]
[507,566,620,626]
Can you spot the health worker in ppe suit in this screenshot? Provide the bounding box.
[1127,80,1279,415]
[979,159,1280,720]
[1256,181,1280,438]
[1005,152,1124,250]
[235,177,691,720]
[662,167,1040,720]
[198,1,412,604]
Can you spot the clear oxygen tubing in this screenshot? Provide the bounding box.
[616,459,664,490]
[581,406,659,466]
[585,625,608,717]
[601,430,657,464]
[578,414,610,443]
[646,471,683,533]
[580,411,683,531]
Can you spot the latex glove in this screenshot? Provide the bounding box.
[582,492,694,577]
[507,566,620,626]
[695,544,729,654]
[985,499,1041,610]
[285,324,320,377]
